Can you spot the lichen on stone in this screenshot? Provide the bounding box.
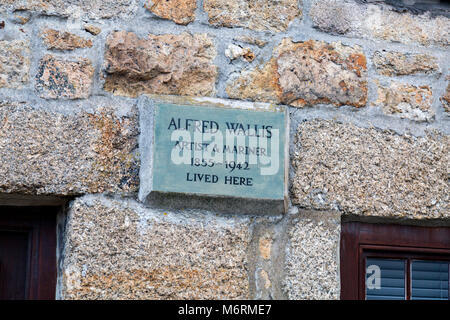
[227,39,368,108]
[291,120,449,220]
[35,55,94,100]
[146,0,197,25]
[0,102,139,195]
[60,196,251,299]
[0,40,30,89]
[41,29,93,51]
[204,0,302,32]
[103,31,217,98]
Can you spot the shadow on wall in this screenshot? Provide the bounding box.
[355,0,450,17]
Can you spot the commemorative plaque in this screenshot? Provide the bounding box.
[141,100,288,202]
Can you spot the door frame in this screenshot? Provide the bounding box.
[0,206,58,300]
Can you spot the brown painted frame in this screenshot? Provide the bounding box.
[0,206,58,300]
[340,222,450,300]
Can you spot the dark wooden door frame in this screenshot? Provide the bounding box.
[340,222,450,300]
[0,206,58,300]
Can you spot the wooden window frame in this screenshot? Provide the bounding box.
[340,222,450,300]
[0,206,58,300]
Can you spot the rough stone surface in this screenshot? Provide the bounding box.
[204,0,302,32]
[41,29,93,51]
[0,0,138,20]
[283,210,340,300]
[0,101,139,195]
[146,0,196,25]
[227,39,367,108]
[227,58,281,105]
[233,36,267,48]
[36,55,94,100]
[310,0,450,46]
[259,270,271,290]
[225,44,255,62]
[442,77,450,113]
[291,120,449,220]
[375,82,434,122]
[372,51,439,76]
[84,24,101,36]
[60,196,251,299]
[104,31,217,98]
[0,40,30,89]
[10,10,31,24]
[258,237,272,260]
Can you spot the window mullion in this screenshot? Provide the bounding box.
[406,258,411,300]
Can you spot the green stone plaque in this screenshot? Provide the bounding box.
[151,102,288,200]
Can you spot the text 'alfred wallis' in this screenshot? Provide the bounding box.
[152,103,287,200]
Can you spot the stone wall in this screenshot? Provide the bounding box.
[0,0,448,300]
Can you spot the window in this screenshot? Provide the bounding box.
[0,206,58,300]
[340,222,450,300]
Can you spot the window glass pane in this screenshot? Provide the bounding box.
[411,260,449,300]
[366,258,405,300]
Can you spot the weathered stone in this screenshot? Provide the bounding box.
[60,195,251,299]
[310,0,450,46]
[146,0,196,25]
[204,0,302,32]
[259,270,271,290]
[227,39,368,108]
[0,40,30,89]
[227,58,281,105]
[225,44,255,62]
[0,0,138,20]
[375,82,434,122]
[35,55,94,100]
[233,36,267,48]
[442,77,450,113]
[284,210,340,300]
[41,29,93,51]
[84,24,101,36]
[104,31,217,98]
[0,101,139,195]
[10,10,31,24]
[291,120,449,220]
[258,237,272,260]
[373,51,439,76]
